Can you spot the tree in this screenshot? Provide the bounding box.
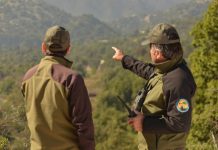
[187,0,218,149]
[93,67,144,150]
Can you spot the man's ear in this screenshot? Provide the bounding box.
[41,42,47,55]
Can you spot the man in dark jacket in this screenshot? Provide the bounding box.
[21,25,95,150]
[112,23,196,150]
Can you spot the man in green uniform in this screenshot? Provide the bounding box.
[112,23,196,150]
[21,25,95,150]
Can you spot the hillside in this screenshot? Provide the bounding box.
[110,0,210,58]
[0,0,117,48]
[111,1,209,35]
[0,0,210,48]
[46,0,192,21]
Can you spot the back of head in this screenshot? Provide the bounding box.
[44,25,70,53]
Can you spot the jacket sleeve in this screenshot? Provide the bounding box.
[68,74,95,150]
[142,71,196,134]
[121,55,155,80]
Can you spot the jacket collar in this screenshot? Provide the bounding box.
[153,54,183,73]
[41,55,73,68]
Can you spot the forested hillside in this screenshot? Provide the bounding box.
[110,0,209,34]
[0,0,217,149]
[0,0,116,47]
[46,0,192,21]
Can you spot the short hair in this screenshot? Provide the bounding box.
[45,50,68,56]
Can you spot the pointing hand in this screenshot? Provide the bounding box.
[112,47,124,61]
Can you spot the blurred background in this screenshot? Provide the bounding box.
[0,0,217,149]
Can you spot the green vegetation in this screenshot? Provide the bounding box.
[0,49,38,149]
[93,67,145,150]
[187,0,218,149]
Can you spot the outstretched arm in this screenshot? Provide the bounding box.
[112,47,155,80]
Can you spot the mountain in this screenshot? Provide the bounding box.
[110,0,210,35]
[0,0,211,49]
[107,0,210,58]
[69,14,117,41]
[0,0,117,48]
[46,0,192,21]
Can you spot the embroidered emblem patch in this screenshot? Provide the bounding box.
[176,99,189,113]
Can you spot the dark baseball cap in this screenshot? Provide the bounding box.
[146,23,180,45]
[44,25,70,52]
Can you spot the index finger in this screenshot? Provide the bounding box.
[112,47,119,52]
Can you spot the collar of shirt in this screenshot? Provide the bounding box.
[41,55,73,68]
[152,54,183,73]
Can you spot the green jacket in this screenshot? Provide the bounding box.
[122,55,196,150]
[21,55,95,150]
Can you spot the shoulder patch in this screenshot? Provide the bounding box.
[176,99,189,113]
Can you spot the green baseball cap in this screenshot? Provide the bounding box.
[44,25,70,52]
[148,23,180,44]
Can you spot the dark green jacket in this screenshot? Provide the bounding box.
[122,55,196,150]
[21,55,95,150]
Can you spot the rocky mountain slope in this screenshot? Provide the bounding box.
[0,0,116,48]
